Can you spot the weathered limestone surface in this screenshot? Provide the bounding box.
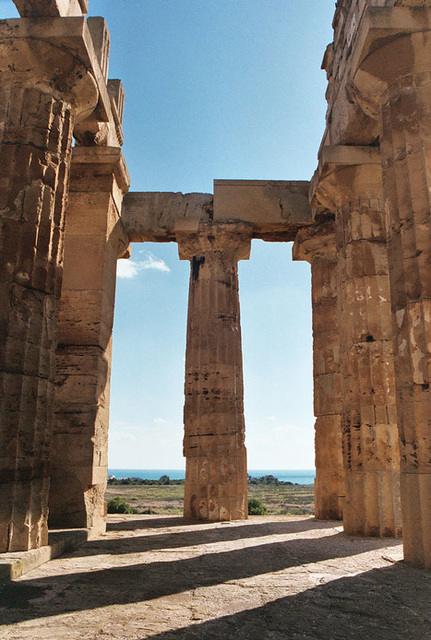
[0,16,101,552]
[317,1,431,564]
[178,223,251,521]
[13,0,88,17]
[213,180,311,240]
[312,147,401,538]
[4,515,431,640]
[352,18,431,566]
[293,221,345,521]
[50,146,130,534]
[122,180,312,243]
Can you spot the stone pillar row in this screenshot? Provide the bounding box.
[178,223,251,521]
[354,29,431,567]
[308,155,402,538]
[0,23,98,552]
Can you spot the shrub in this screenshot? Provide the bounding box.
[107,497,135,514]
[248,498,267,515]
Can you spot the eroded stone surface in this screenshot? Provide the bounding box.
[1,515,430,640]
[178,223,251,521]
[293,221,345,521]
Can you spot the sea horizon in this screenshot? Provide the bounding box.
[107,468,316,485]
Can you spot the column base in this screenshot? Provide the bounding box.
[49,468,107,536]
[401,472,431,569]
[184,451,248,521]
[314,470,344,520]
[343,470,402,537]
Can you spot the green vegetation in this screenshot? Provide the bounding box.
[107,497,137,514]
[248,498,268,515]
[105,475,314,517]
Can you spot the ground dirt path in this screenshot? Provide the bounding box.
[1,515,430,639]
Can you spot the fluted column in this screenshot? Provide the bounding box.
[337,163,401,537]
[49,147,130,535]
[355,29,431,566]
[293,220,344,520]
[0,21,98,551]
[314,152,401,537]
[178,222,251,521]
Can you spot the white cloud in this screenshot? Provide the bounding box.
[117,254,171,279]
[266,416,276,421]
[153,417,169,425]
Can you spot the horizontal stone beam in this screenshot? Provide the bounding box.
[13,0,87,17]
[122,192,214,242]
[213,180,311,241]
[122,180,312,243]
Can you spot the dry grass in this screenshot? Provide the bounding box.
[105,482,315,516]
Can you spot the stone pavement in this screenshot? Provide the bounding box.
[1,515,430,640]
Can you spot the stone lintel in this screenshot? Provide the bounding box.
[13,0,87,17]
[122,180,312,244]
[0,17,111,123]
[122,192,213,242]
[213,180,311,241]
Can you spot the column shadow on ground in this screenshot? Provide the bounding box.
[0,527,402,627]
[79,517,339,556]
[140,563,431,640]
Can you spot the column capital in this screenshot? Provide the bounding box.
[352,16,431,116]
[13,0,88,17]
[292,219,336,264]
[311,145,382,212]
[0,18,103,121]
[177,222,252,262]
[71,146,130,194]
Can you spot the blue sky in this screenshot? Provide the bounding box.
[0,0,336,469]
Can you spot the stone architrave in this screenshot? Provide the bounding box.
[49,147,130,534]
[313,148,402,538]
[0,18,100,552]
[353,24,431,566]
[293,220,344,521]
[177,222,251,521]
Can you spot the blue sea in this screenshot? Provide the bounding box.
[107,468,316,485]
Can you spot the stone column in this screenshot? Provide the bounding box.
[177,222,251,521]
[355,30,431,566]
[313,150,402,537]
[293,220,344,521]
[49,147,130,534]
[0,22,98,551]
[334,161,401,537]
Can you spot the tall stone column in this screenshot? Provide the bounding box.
[0,21,98,551]
[355,29,431,566]
[293,220,344,521]
[49,147,130,534]
[314,151,401,537]
[337,162,401,537]
[177,222,251,521]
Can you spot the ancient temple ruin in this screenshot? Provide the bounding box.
[1,0,431,571]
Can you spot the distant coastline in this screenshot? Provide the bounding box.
[107,468,316,485]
